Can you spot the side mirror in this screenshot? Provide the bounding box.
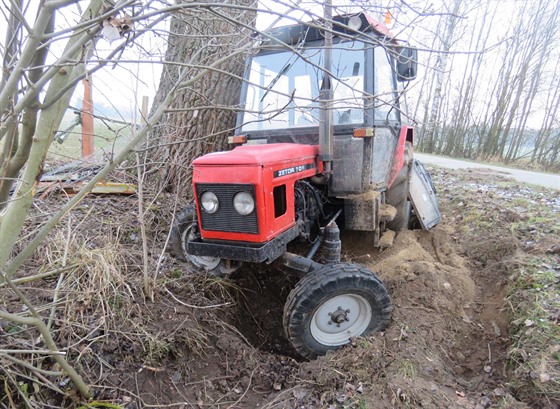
[396,46,418,81]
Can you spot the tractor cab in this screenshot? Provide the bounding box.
[237,12,418,195]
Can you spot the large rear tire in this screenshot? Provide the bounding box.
[386,142,413,231]
[283,263,392,359]
[170,204,241,276]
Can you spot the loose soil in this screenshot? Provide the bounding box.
[1,166,558,409]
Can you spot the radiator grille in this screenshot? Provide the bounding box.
[196,183,259,234]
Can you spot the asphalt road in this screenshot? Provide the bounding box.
[415,153,560,191]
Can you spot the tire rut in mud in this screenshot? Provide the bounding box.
[232,265,301,357]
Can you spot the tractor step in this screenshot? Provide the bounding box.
[378,229,396,249]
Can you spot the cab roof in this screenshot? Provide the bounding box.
[258,12,398,48]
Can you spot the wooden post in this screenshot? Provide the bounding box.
[141,95,149,124]
[82,78,94,160]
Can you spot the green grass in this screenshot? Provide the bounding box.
[48,119,132,163]
[397,360,417,380]
[507,258,560,401]
[0,114,133,165]
[510,197,530,207]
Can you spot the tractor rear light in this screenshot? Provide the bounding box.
[233,191,255,215]
[353,128,374,138]
[347,15,363,31]
[228,135,247,144]
[200,191,219,213]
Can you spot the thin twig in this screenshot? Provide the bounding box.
[163,287,232,309]
[136,153,151,300]
[0,263,79,288]
[3,368,34,409]
[0,349,66,355]
[0,295,92,397]
[2,354,64,376]
[155,194,180,280]
[47,215,72,332]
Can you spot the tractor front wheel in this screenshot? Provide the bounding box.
[283,263,392,359]
[170,204,241,276]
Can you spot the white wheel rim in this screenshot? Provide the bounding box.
[310,293,372,346]
[181,225,221,271]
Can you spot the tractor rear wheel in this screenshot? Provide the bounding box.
[170,204,241,276]
[283,263,392,359]
[386,142,413,231]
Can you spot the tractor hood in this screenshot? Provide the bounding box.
[193,143,319,166]
[191,143,322,244]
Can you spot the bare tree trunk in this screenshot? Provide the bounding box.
[414,31,440,152]
[420,0,462,154]
[533,72,560,167]
[0,14,54,209]
[444,1,495,158]
[146,0,256,197]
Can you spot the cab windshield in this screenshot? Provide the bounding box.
[240,40,366,131]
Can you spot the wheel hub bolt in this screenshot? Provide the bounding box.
[328,306,351,326]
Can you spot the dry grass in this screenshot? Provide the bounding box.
[465,235,519,266]
[1,227,140,406]
[1,196,174,406]
[1,198,239,406]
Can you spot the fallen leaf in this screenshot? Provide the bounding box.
[493,387,505,396]
[292,387,308,400]
[491,321,501,336]
[336,394,347,403]
[539,373,551,383]
[517,348,528,361]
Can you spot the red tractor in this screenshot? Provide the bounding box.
[170,12,440,359]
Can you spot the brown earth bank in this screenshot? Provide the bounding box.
[1,166,558,409]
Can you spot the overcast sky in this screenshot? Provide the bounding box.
[1,1,552,129]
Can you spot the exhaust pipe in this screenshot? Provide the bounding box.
[319,0,334,168]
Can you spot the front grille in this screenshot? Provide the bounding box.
[196,183,259,234]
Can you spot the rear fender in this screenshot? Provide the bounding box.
[387,126,414,188]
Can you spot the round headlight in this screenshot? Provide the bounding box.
[233,192,254,215]
[200,191,219,213]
